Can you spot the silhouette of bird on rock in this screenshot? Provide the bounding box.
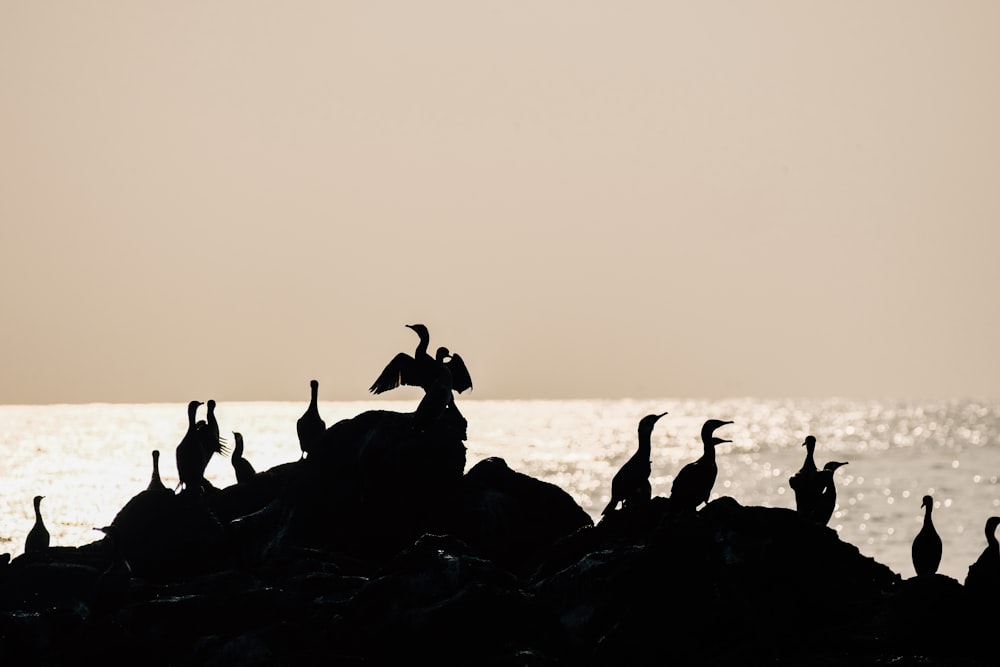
[669,419,733,512]
[231,431,257,484]
[147,449,168,493]
[602,412,668,515]
[25,494,50,553]
[176,400,207,493]
[369,324,473,396]
[296,379,326,459]
[911,494,942,577]
[965,516,1000,593]
[810,461,848,526]
[789,435,823,517]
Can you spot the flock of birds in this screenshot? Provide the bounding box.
[8,324,1000,591]
[600,409,1000,588]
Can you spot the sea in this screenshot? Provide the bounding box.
[2,397,998,582]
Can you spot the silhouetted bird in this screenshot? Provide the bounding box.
[231,431,257,484]
[25,494,50,552]
[602,412,668,515]
[369,323,473,396]
[175,400,205,493]
[296,379,326,459]
[147,449,168,492]
[413,356,456,428]
[196,399,228,460]
[669,420,733,512]
[789,435,822,517]
[965,516,1000,592]
[911,494,942,577]
[811,461,848,526]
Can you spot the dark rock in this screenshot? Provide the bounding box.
[2,402,996,666]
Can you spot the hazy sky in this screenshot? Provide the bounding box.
[3,2,999,405]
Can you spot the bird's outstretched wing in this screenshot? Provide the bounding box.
[369,353,416,394]
[445,352,473,393]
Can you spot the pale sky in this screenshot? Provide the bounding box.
[2,2,999,405]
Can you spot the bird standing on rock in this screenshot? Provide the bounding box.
[25,494,50,552]
[369,324,473,396]
[231,431,257,484]
[911,494,942,577]
[176,400,205,493]
[297,379,326,459]
[602,412,668,515]
[811,461,848,526]
[668,419,733,512]
[965,516,1000,592]
[147,450,167,493]
[789,435,822,517]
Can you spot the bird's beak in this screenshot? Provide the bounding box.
[657,412,669,419]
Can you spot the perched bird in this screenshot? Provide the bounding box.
[810,461,849,526]
[789,436,822,517]
[25,494,50,552]
[231,431,257,484]
[964,516,1000,592]
[369,324,473,396]
[669,420,733,512]
[911,494,943,577]
[602,412,668,515]
[196,399,228,460]
[147,449,167,493]
[175,400,205,493]
[413,356,456,428]
[296,379,326,459]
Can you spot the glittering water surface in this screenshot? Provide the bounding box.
[1,398,998,581]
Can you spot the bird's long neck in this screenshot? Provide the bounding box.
[187,403,199,430]
[414,330,430,357]
[701,437,716,460]
[923,503,934,527]
[987,523,999,550]
[234,438,244,459]
[152,451,161,480]
[637,429,652,460]
[803,443,816,471]
[310,383,319,410]
[33,498,43,521]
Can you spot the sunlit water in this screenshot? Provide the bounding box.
[2,398,998,581]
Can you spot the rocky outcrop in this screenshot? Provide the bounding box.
[1,402,998,666]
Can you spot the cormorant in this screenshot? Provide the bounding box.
[369,324,473,396]
[147,449,167,493]
[231,431,257,484]
[789,435,822,517]
[964,516,1000,592]
[175,400,205,493]
[668,419,733,512]
[197,399,228,460]
[811,461,848,526]
[25,494,50,552]
[911,494,942,577]
[296,379,326,458]
[602,412,668,515]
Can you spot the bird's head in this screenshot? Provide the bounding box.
[803,435,816,449]
[233,431,243,445]
[824,461,848,473]
[310,379,319,390]
[921,495,934,509]
[436,346,451,362]
[406,323,429,337]
[638,412,668,436]
[702,419,733,446]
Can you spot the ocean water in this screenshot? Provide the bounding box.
[1,397,998,581]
